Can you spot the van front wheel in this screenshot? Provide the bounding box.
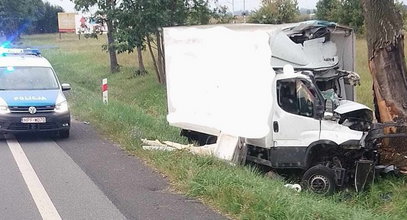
[302,165,336,195]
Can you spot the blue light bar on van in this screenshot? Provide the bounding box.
[0,48,41,56]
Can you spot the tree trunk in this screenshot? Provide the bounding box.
[156,31,166,85]
[106,19,120,73]
[362,0,407,171]
[136,46,146,75]
[147,36,162,83]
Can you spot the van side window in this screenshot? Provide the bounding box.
[277,79,315,117]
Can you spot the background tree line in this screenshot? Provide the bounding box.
[249,0,407,34]
[2,0,406,84]
[315,0,406,33]
[72,0,407,83]
[0,0,63,41]
[72,0,233,80]
[0,0,233,81]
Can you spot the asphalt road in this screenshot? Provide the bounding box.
[0,120,224,220]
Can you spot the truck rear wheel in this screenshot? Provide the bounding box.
[302,165,336,195]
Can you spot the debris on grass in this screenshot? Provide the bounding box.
[284,183,302,192]
[142,135,250,168]
[141,138,216,156]
[142,145,176,151]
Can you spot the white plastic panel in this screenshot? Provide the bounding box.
[164,26,275,138]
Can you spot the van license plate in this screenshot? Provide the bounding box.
[21,117,46,123]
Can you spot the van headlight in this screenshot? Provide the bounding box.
[0,98,10,114]
[54,93,69,113]
[55,100,68,113]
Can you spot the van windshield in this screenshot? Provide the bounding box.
[0,67,59,90]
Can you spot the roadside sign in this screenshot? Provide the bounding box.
[75,14,108,35]
[102,78,108,104]
[58,13,76,33]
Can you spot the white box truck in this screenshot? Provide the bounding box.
[163,21,383,194]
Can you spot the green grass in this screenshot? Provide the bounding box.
[355,38,374,108]
[22,33,407,219]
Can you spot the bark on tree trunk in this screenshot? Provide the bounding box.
[160,31,167,84]
[362,0,407,171]
[147,37,162,83]
[106,19,120,73]
[136,46,146,75]
[156,31,166,85]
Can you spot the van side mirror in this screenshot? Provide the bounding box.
[61,83,71,91]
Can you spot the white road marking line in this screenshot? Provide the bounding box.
[6,137,62,220]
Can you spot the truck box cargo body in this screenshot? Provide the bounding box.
[163,22,375,194]
[165,24,275,139]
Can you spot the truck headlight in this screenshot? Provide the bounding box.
[54,93,69,113]
[0,98,10,114]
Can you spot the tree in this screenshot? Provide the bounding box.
[144,0,190,84]
[116,0,212,84]
[28,0,47,33]
[72,0,120,73]
[316,0,364,33]
[187,0,212,25]
[0,0,45,42]
[362,0,407,172]
[35,3,64,33]
[116,0,151,75]
[337,0,364,33]
[212,5,234,24]
[315,0,340,21]
[0,1,63,39]
[249,0,299,24]
[154,0,213,83]
[115,0,185,80]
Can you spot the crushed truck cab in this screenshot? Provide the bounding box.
[163,21,376,194]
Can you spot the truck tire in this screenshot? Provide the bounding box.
[301,165,336,195]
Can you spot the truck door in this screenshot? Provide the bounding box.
[272,79,321,149]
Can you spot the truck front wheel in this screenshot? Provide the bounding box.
[302,165,336,195]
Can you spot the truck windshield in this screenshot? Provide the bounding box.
[297,80,315,117]
[0,67,59,90]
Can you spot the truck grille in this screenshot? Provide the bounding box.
[9,106,55,113]
[8,122,58,130]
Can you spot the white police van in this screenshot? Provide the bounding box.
[0,48,71,138]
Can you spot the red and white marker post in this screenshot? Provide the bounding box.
[102,78,108,104]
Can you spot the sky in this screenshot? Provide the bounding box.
[46,0,407,13]
[46,0,319,12]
